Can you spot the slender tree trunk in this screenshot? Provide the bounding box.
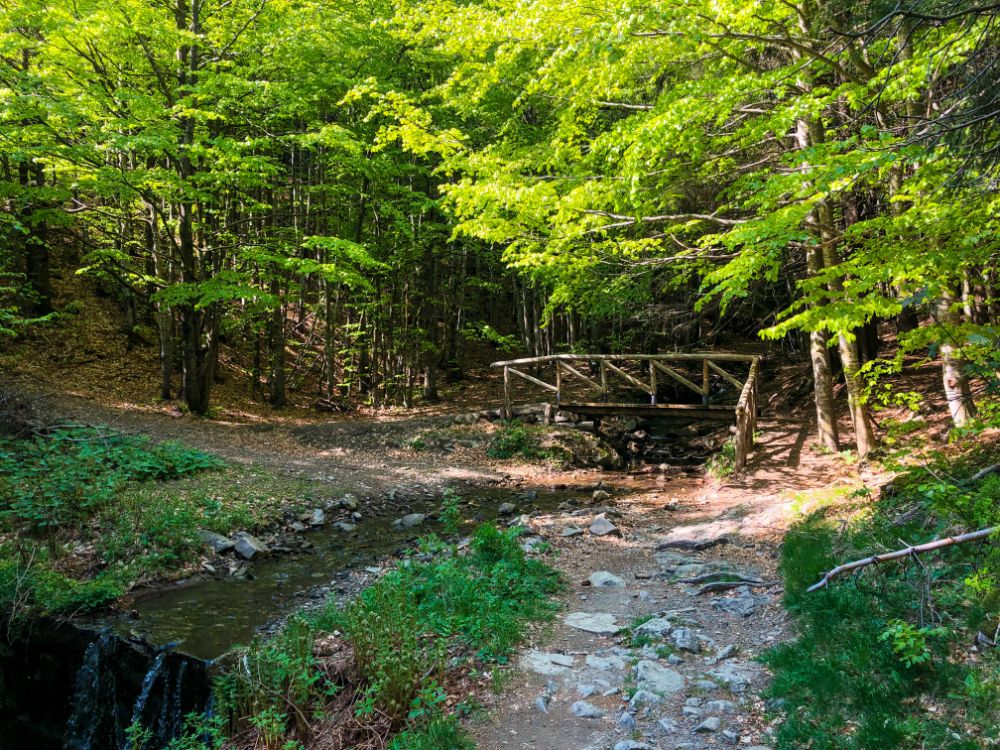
[938,287,976,426]
[807,247,840,451]
[269,275,286,408]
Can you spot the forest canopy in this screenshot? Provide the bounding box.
[1,0,998,452]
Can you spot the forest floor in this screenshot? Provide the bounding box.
[2,356,894,750]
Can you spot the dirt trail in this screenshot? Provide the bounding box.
[3,373,871,749]
[471,418,867,750]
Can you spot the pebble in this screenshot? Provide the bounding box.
[633,617,672,638]
[722,729,740,743]
[695,716,722,732]
[628,689,662,709]
[706,662,760,693]
[616,712,637,732]
[589,514,620,536]
[576,683,598,698]
[534,694,551,713]
[713,644,737,662]
[570,701,604,719]
[705,699,738,713]
[561,525,584,537]
[593,489,611,502]
[682,706,703,717]
[565,612,621,635]
[671,627,701,653]
[613,742,651,750]
[397,513,426,528]
[498,502,516,515]
[589,571,626,588]
[658,717,680,733]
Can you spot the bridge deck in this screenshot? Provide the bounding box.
[491,352,761,471]
[559,402,737,420]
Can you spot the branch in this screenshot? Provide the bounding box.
[583,209,747,227]
[807,526,998,592]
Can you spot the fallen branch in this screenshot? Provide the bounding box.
[678,572,765,585]
[968,463,1000,483]
[807,526,998,592]
[695,580,776,595]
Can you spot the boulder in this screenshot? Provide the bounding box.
[635,659,685,696]
[196,530,235,554]
[233,532,268,560]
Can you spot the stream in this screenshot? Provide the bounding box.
[0,486,582,750]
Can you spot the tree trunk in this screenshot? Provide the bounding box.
[938,288,976,426]
[269,275,286,408]
[807,247,840,451]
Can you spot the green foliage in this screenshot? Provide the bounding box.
[765,446,1000,749]
[486,424,552,460]
[705,438,736,479]
[387,715,474,750]
[206,520,559,748]
[0,426,221,531]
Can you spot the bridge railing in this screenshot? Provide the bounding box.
[491,352,762,472]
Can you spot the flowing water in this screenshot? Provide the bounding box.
[0,486,581,750]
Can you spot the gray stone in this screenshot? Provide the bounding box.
[713,644,737,662]
[695,716,722,733]
[639,590,652,602]
[521,650,576,676]
[334,521,356,532]
[705,699,738,713]
[565,612,620,635]
[602,687,620,697]
[616,712,637,732]
[613,742,651,750]
[562,525,584,537]
[398,512,426,527]
[498,502,516,515]
[570,701,605,718]
[628,689,663,709]
[634,617,672,638]
[309,508,325,526]
[289,522,307,533]
[593,489,612,502]
[576,683,598,698]
[682,706,703,717]
[336,494,359,510]
[534,694,551,713]
[635,660,685,696]
[684,697,703,707]
[722,729,740,743]
[706,662,761,694]
[717,594,768,618]
[233,531,268,560]
[197,530,235,553]
[589,514,620,536]
[671,627,701,653]
[667,654,684,665]
[589,571,626,588]
[586,653,626,671]
[658,717,680,733]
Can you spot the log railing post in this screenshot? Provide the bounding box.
[650,359,658,405]
[702,359,710,405]
[555,361,562,405]
[503,366,512,421]
[600,360,608,401]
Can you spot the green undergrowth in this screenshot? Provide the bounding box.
[166,523,559,750]
[765,438,1000,749]
[486,423,559,460]
[0,425,318,621]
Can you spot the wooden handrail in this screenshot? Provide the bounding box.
[491,352,758,367]
[498,351,763,475]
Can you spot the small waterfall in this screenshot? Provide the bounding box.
[52,629,212,750]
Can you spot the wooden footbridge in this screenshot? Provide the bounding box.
[491,352,761,470]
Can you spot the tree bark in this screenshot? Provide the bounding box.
[938,288,976,426]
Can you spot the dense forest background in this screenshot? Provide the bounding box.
[2,0,999,453]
